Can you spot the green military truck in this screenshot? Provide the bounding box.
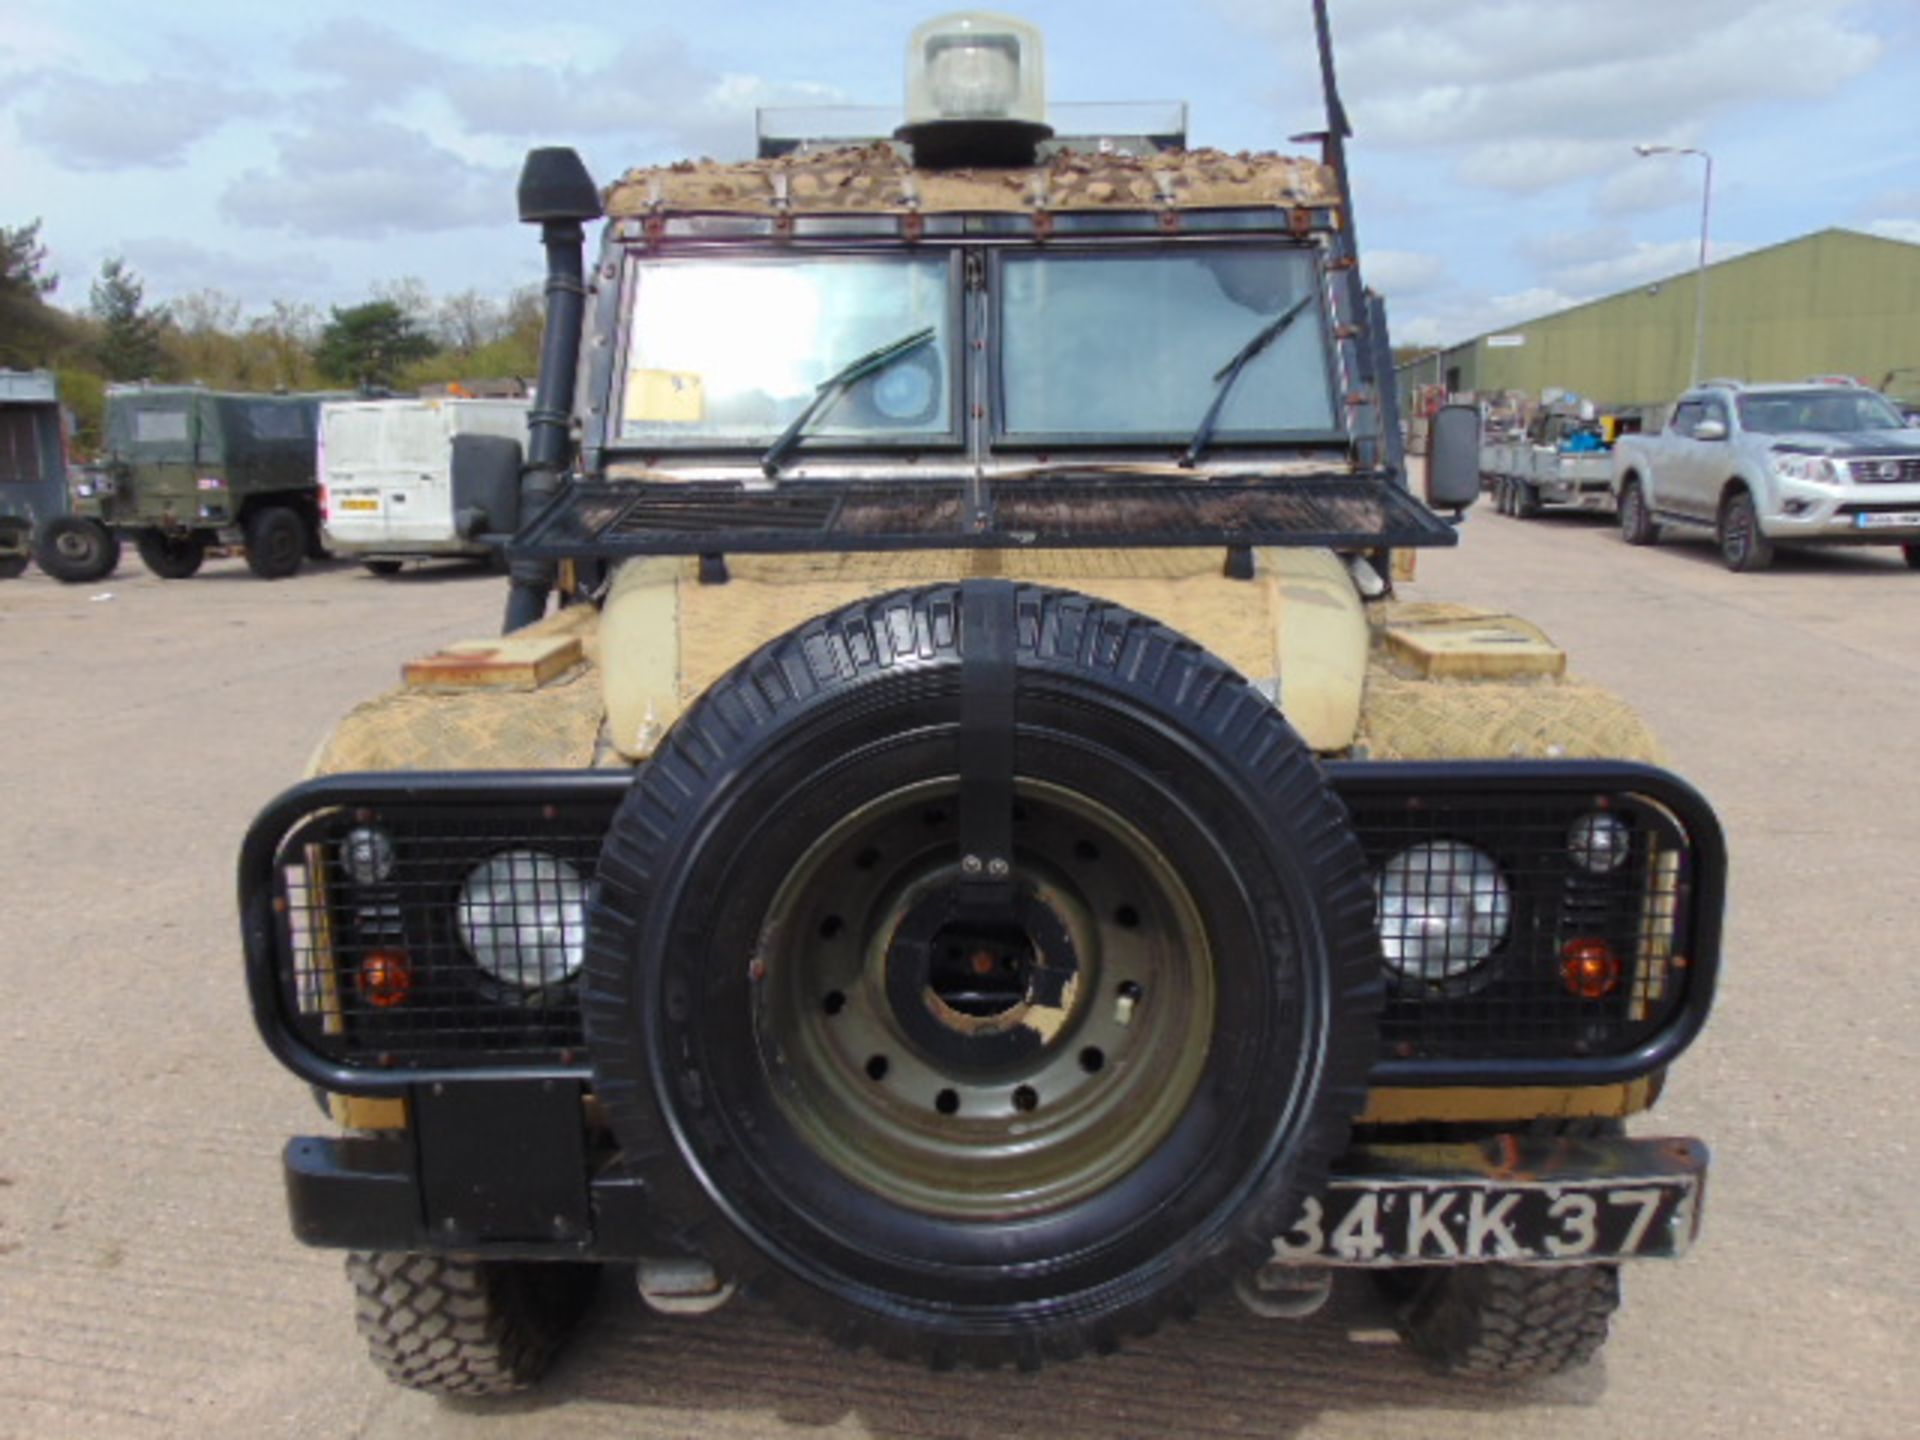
[240,4,1726,1396]
[59,385,329,582]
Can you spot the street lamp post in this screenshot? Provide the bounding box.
[1634,143,1714,387]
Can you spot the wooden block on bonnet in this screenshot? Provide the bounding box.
[1381,619,1565,680]
[402,635,584,691]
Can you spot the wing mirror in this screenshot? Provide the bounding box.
[1425,404,1483,514]
[1692,419,1728,441]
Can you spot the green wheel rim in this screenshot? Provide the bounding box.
[753,777,1216,1219]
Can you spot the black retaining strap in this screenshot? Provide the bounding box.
[957,580,1018,913]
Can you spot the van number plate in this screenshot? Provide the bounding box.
[338,497,381,513]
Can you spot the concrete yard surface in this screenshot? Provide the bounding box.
[0,527,1915,1439]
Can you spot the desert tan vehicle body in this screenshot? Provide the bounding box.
[243,7,1722,1398]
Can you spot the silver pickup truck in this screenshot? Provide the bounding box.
[1610,380,1920,570]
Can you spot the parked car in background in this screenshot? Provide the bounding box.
[319,396,531,574]
[1611,379,1920,570]
[0,369,119,581]
[61,385,332,582]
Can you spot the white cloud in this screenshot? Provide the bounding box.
[112,237,330,308]
[220,122,513,239]
[14,71,264,170]
[1366,249,1447,297]
[1209,0,1884,192]
[1868,219,1920,245]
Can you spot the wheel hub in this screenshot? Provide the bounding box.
[753,778,1215,1218]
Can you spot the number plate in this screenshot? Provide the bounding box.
[1856,511,1920,529]
[1272,1136,1707,1267]
[337,497,381,513]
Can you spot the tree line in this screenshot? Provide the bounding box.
[2,218,543,452]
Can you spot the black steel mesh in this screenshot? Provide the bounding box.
[275,799,619,1070]
[512,473,1458,559]
[1345,789,1695,1062]
[263,780,1698,1076]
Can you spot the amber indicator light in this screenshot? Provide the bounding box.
[1559,938,1620,999]
[357,950,413,1009]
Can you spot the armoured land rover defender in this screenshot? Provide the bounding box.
[62,384,329,582]
[240,6,1724,1395]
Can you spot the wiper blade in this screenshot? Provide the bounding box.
[1180,293,1316,468]
[761,326,937,476]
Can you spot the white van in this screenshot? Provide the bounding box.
[319,397,530,572]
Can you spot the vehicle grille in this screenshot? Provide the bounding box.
[1337,780,1703,1070]
[265,794,621,1071]
[1848,457,1920,485]
[246,766,1719,1088]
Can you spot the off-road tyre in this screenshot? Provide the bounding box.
[345,1252,598,1397]
[585,583,1383,1369]
[1513,482,1542,519]
[1492,477,1510,515]
[1390,1263,1620,1379]
[1716,488,1773,572]
[135,528,206,580]
[363,558,405,576]
[0,519,29,578]
[1618,478,1658,546]
[244,505,306,579]
[34,516,121,583]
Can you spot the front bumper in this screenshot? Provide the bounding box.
[285,1129,1707,1267]
[1765,478,1920,542]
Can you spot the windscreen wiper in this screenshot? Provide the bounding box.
[1179,293,1316,468]
[761,326,937,476]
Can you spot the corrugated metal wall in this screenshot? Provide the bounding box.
[1396,229,1920,414]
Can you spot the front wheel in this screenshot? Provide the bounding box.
[1618,479,1658,546]
[135,528,206,580]
[1388,1263,1620,1379]
[585,584,1383,1368]
[1716,488,1774,572]
[33,517,121,583]
[345,1252,598,1397]
[245,505,307,579]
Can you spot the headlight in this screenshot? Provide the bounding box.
[340,825,395,885]
[1376,841,1512,981]
[456,850,587,989]
[1567,811,1631,874]
[1771,452,1840,484]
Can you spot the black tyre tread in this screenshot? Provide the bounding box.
[0,552,25,579]
[1513,482,1542,519]
[585,583,1382,1369]
[1618,477,1657,546]
[1717,489,1773,572]
[136,528,205,580]
[245,505,306,579]
[345,1251,596,1397]
[1396,1263,1620,1379]
[35,516,121,583]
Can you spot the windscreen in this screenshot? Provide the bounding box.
[998,246,1336,440]
[1737,390,1907,435]
[618,255,956,445]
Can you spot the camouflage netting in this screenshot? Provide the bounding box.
[307,606,611,776]
[604,144,1338,216]
[1356,601,1665,764]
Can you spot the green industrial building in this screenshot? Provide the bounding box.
[1397,228,1920,415]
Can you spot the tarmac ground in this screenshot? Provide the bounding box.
[1,516,1915,1438]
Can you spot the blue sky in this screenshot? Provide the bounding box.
[3,0,1915,345]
